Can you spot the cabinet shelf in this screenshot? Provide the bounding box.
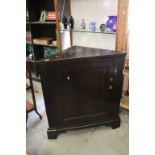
[26,0,69,75]
[60,28,116,34]
[33,43,58,47]
[26,41,32,44]
[31,21,56,25]
[26,41,58,47]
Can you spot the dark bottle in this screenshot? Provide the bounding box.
[69,16,74,29]
[62,16,68,29]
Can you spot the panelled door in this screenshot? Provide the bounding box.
[57,60,115,127]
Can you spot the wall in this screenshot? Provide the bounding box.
[70,0,118,50]
[61,31,71,50]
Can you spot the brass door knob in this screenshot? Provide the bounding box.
[109,78,113,82]
[109,85,113,90]
[67,76,70,80]
[114,68,118,74]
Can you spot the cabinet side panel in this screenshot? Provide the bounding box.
[39,64,63,128]
[113,56,126,116]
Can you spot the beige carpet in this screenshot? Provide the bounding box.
[26,81,129,155]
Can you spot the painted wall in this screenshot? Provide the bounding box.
[70,0,118,50]
[61,31,71,50]
[61,0,118,50]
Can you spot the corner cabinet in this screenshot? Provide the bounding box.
[36,46,126,139]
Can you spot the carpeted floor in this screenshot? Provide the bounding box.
[26,81,129,155]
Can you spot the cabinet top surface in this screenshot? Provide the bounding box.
[37,46,126,64]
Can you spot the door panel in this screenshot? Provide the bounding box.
[78,68,109,115]
[58,61,114,124]
[59,71,79,118]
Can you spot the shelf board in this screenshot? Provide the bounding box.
[31,21,56,25]
[26,41,57,47]
[60,28,116,34]
[33,43,58,47]
[26,41,32,44]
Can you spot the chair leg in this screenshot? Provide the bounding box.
[35,109,42,120]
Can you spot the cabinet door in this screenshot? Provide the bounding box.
[78,67,110,115]
[57,60,114,126]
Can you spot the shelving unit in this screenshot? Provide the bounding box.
[58,0,119,49]
[58,0,128,52]
[26,0,61,76]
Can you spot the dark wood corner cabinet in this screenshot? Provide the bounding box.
[36,46,126,139]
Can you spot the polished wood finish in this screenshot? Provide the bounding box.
[36,46,126,139]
